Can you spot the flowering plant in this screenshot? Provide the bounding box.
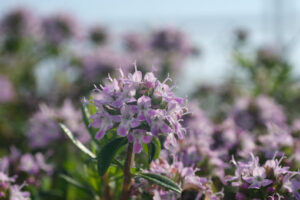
[59,65,188,199]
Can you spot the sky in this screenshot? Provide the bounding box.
[0,0,269,23]
[1,0,300,93]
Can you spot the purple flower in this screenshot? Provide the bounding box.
[89,65,187,154]
[0,7,40,38]
[244,166,272,189]
[0,170,31,200]
[149,27,192,55]
[136,96,151,121]
[228,153,300,198]
[91,112,114,140]
[81,49,131,84]
[88,25,108,45]
[27,104,61,148]
[42,13,77,45]
[0,75,15,103]
[19,154,40,175]
[117,105,140,137]
[10,184,31,200]
[27,99,90,148]
[128,129,152,153]
[147,109,171,137]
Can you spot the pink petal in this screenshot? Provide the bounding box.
[91,119,103,128]
[127,134,134,143]
[117,126,128,137]
[151,125,159,137]
[160,122,171,134]
[131,119,141,128]
[95,129,105,140]
[133,142,142,153]
[143,135,152,144]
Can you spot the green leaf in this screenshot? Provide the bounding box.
[143,138,161,164]
[81,104,97,137]
[97,137,128,176]
[152,138,161,160]
[147,143,156,164]
[60,174,91,193]
[136,173,181,193]
[59,123,96,159]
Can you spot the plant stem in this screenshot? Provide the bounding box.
[121,143,134,200]
[103,172,112,200]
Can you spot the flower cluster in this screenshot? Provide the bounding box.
[0,156,32,200]
[0,75,15,103]
[0,171,31,200]
[0,147,52,186]
[132,154,223,200]
[0,7,39,38]
[227,154,300,199]
[89,65,187,153]
[230,95,286,131]
[42,13,77,45]
[27,99,90,149]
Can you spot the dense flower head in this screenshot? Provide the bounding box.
[0,162,31,200]
[0,147,52,186]
[0,75,15,103]
[230,95,286,131]
[132,154,223,200]
[27,99,90,149]
[89,65,188,153]
[123,33,147,52]
[88,25,108,45]
[81,49,131,84]
[42,13,77,45]
[0,7,40,38]
[227,153,300,199]
[149,27,192,55]
[165,102,227,180]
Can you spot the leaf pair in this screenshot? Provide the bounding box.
[60,122,181,195]
[60,123,127,176]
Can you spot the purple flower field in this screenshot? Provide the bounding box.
[1,6,300,200]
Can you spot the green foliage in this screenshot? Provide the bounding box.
[136,173,182,193]
[143,137,161,164]
[97,137,128,176]
[59,123,96,159]
[81,104,97,137]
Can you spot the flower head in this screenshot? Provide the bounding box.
[89,65,187,153]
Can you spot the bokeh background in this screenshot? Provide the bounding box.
[2,0,300,199]
[3,0,300,93]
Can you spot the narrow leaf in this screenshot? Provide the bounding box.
[81,104,96,136]
[147,143,156,164]
[60,174,91,193]
[97,137,128,176]
[136,173,181,193]
[152,137,161,160]
[59,123,96,159]
[144,138,161,164]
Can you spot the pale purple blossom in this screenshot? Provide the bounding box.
[89,65,187,153]
[27,99,90,148]
[227,153,300,198]
[42,13,77,45]
[10,184,31,200]
[0,170,31,200]
[244,166,272,189]
[0,7,40,38]
[0,75,15,103]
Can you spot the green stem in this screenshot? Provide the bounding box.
[120,143,134,200]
